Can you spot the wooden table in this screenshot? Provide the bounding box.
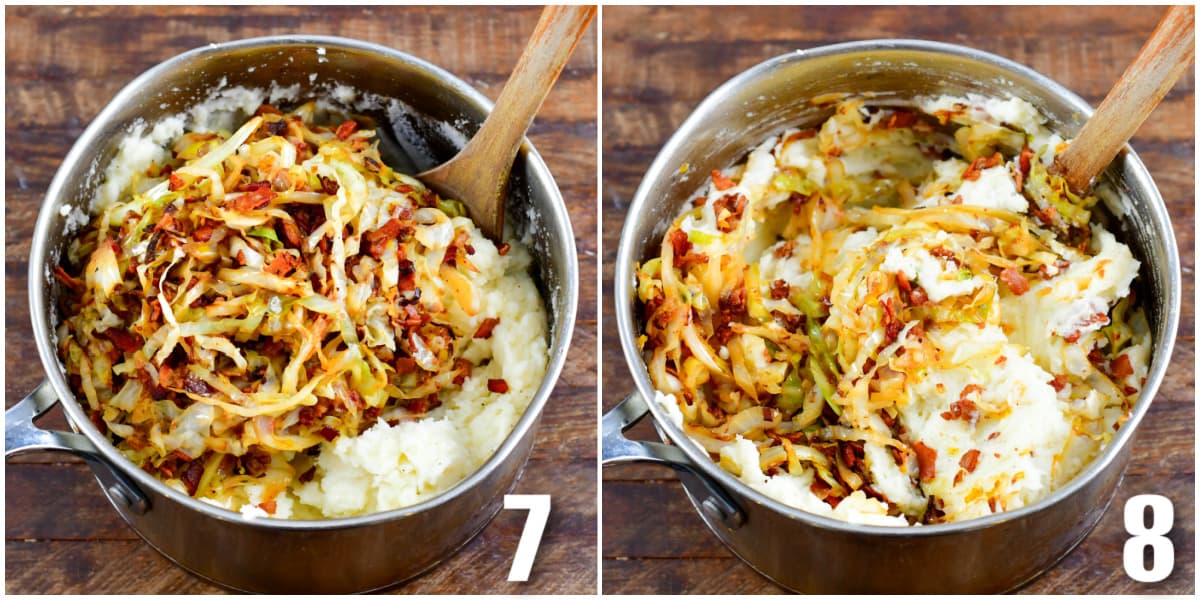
[601,5,1194,594]
[4,6,597,594]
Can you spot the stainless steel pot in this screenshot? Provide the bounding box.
[602,39,1180,593]
[6,35,578,593]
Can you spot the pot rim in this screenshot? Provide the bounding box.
[615,38,1180,536]
[28,34,578,529]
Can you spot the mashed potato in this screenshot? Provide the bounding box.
[641,95,1148,525]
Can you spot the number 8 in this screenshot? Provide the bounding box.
[1123,494,1174,583]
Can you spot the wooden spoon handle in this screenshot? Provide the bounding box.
[1053,5,1194,192]
[481,5,595,156]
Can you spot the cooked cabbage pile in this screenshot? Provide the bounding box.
[639,95,1149,525]
[55,100,548,518]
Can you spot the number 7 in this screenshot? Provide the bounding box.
[504,494,551,582]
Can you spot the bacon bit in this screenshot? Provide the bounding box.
[1031,204,1058,227]
[712,193,748,233]
[404,393,442,414]
[1063,313,1108,343]
[881,297,902,345]
[52,265,84,292]
[264,251,300,276]
[884,110,917,129]
[158,363,183,390]
[940,391,979,422]
[961,152,1004,181]
[774,240,796,259]
[394,356,418,375]
[363,218,411,258]
[711,169,735,191]
[487,379,510,394]
[960,449,981,473]
[769,279,790,300]
[364,156,381,172]
[182,374,214,397]
[155,212,179,233]
[1109,354,1134,380]
[1018,146,1034,176]
[497,243,511,256]
[299,466,317,483]
[668,228,693,259]
[988,497,999,512]
[317,427,339,442]
[258,500,277,515]
[193,224,215,242]
[318,175,340,195]
[987,431,1001,441]
[827,146,843,158]
[994,355,1007,366]
[181,459,205,495]
[235,249,248,266]
[895,271,912,293]
[255,104,283,116]
[474,317,500,339]
[274,219,302,248]
[104,329,144,354]
[1049,374,1068,392]
[714,285,747,344]
[229,185,276,212]
[168,173,186,191]
[912,441,937,482]
[909,286,930,306]
[335,119,359,141]
[451,359,473,386]
[999,267,1030,295]
[928,246,955,260]
[954,470,966,485]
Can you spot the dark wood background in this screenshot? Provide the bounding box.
[601,5,1194,594]
[4,6,597,594]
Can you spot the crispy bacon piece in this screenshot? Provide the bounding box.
[1018,146,1034,176]
[278,220,303,248]
[961,152,1004,181]
[193,224,215,242]
[1049,374,1068,392]
[487,379,509,394]
[264,251,300,276]
[362,218,411,258]
[1109,354,1134,380]
[912,441,937,482]
[228,183,276,212]
[394,356,418,375]
[712,193,748,233]
[317,426,339,442]
[474,317,500,339]
[168,173,186,191]
[1031,204,1058,227]
[714,285,748,344]
[497,243,511,256]
[769,279,790,300]
[103,329,144,354]
[960,449,981,473]
[881,297,902,345]
[941,393,979,422]
[1062,313,1109,343]
[258,500,277,515]
[299,466,317,483]
[335,119,359,141]
[318,175,340,195]
[999,267,1030,295]
[181,458,205,495]
[711,169,735,191]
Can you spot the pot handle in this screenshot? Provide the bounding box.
[6,380,149,514]
[602,391,745,529]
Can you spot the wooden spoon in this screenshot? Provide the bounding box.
[1052,5,1194,193]
[419,5,596,241]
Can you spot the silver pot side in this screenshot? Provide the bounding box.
[17,36,577,593]
[608,40,1179,593]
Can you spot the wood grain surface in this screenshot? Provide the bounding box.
[4,5,597,594]
[601,5,1194,594]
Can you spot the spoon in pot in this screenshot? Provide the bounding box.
[418,5,596,241]
[1051,5,1194,193]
